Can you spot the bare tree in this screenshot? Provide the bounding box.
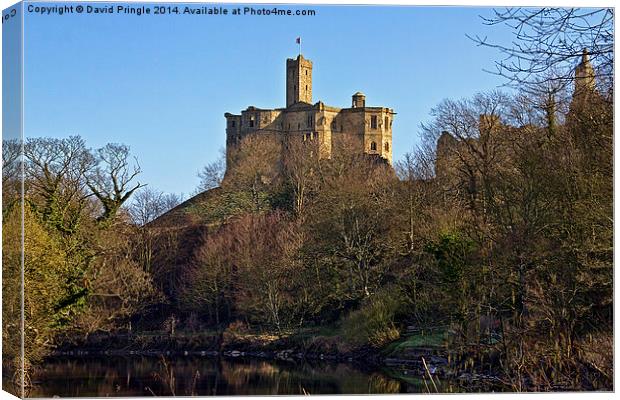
[129,187,183,226]
[394,152,435,253]
[223,133,282,213]
[2,139,21,183]
[310,137,396,299]
[469,8,613,91]
[23,136,96,232]
[196,150,226,193]
[282,137,319,218]
[86,143,145,223]
[2,139,22,210]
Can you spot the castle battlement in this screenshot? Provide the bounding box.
[225,54,395,166]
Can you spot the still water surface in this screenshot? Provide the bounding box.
[22,356,449,397]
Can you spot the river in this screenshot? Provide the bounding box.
[8,356,461,396]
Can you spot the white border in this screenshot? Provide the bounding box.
[0,1,616,399]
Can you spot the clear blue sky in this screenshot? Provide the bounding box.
[17,2,516,196]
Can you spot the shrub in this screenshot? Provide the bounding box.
[342,290,401,348]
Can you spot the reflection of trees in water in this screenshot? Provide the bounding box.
[367,373,402,393]
[150,357,201,396]
[221,360,281,387]
[220,359,291,394]
[29,357,406,396]
[217,360,402,395]
[29,357,161,397]
[380,367,466,394]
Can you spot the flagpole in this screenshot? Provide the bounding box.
[298,37,301,56]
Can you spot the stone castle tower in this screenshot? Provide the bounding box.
[574,48,596,94]
[570,48,597,113]
[286,55,313,107]
[225,54,395,167]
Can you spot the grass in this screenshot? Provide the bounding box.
[297,325,340,337]
[382,330,448,356]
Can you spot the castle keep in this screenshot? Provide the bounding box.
[225,54,395,165]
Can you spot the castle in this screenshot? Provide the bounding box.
[225,54,395,166]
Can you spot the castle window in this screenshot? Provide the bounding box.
[384,142,389,151]
[231,120,236,128]
[370,142,377,151]
[307,114,313,127]
[249,116,255,128]
[385,117,389,129]
[305,85,308,91]
[298,123,301,130]
[371,116,378,129]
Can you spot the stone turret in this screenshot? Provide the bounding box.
[570,48,597,112]
[574,48,596,93]
[352,92,366,108]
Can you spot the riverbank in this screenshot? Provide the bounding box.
[51,326,505,391]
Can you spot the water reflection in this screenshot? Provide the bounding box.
[22,356,419,397]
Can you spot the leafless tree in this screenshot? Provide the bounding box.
[469,8,613,91]
[196,150,226,193]
[23,136,96,232]
[2,139,21,182]
[2,139,22,209]
[129,187,183,226]
[86,143,145,223]
[282,137,319,218]
[223,134,282,213]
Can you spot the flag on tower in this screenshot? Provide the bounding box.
[296,37,301,44]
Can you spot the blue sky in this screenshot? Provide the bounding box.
[16,2,517,196]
